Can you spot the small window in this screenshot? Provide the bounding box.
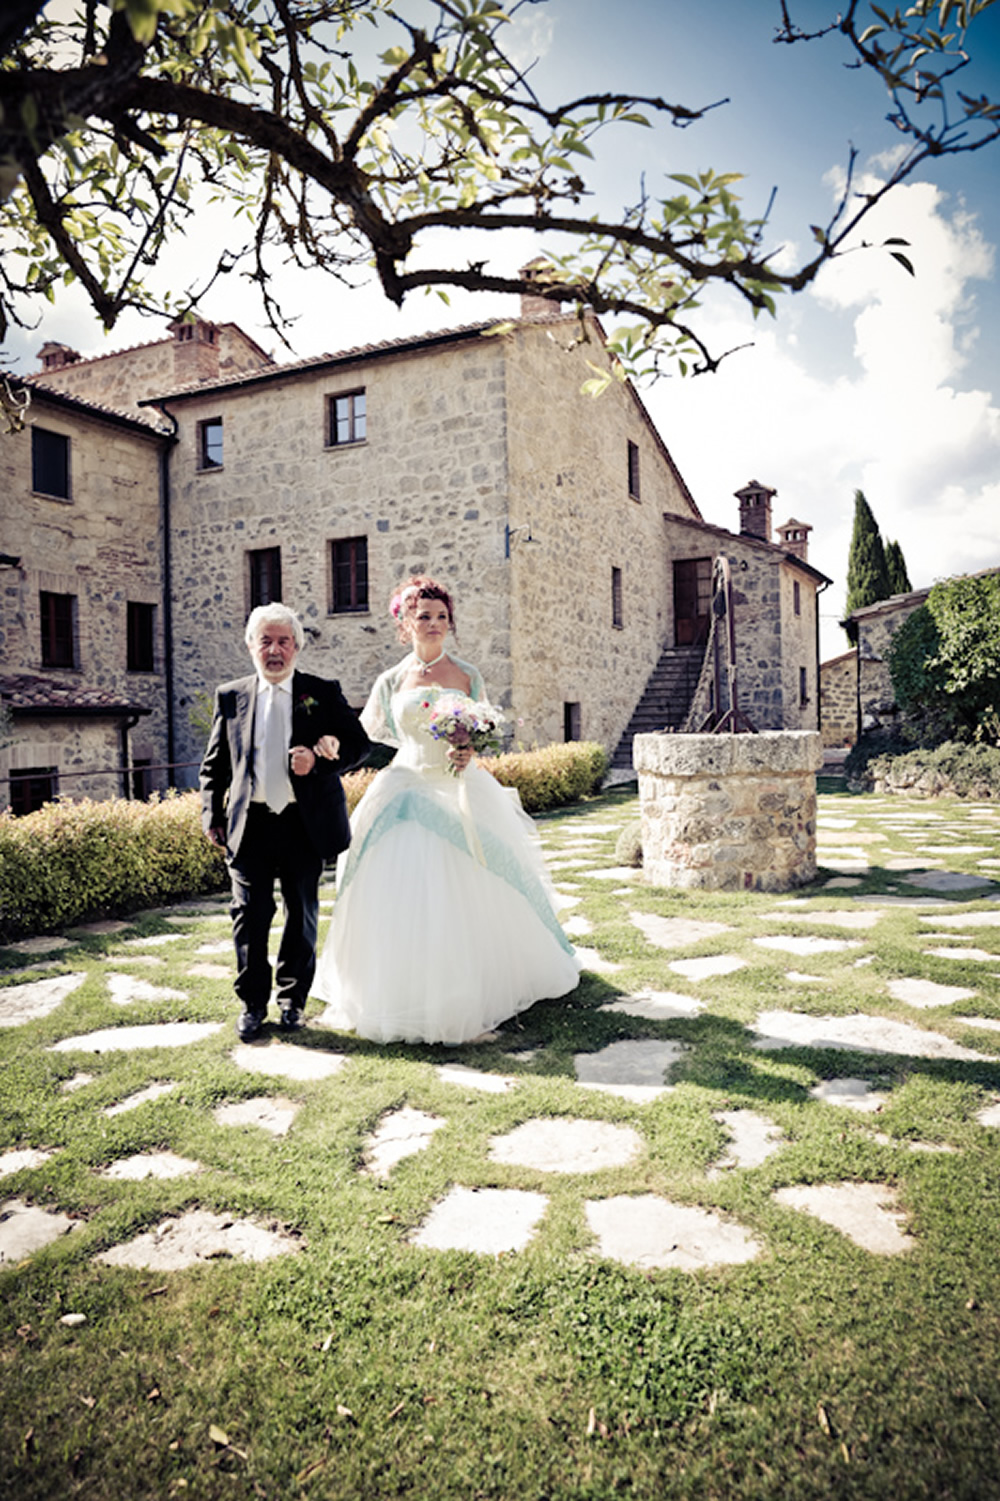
[32,427,70,499]
[627,440,640,500]
[40,591,75,667]
[127,602,156,672]
[612,566,623,629]
[249,547,282,609]
[198,417,223,470]
[9,767,58,816]
[564,702,581,742]
[328,390,366,447]
[330,537,369,613]
[793,580,801,617]
[799,666,809,707]
[131,759,152,801]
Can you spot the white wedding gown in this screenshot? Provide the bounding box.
[311,681,581,1043]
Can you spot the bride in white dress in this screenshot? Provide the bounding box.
[311,576,581,1043]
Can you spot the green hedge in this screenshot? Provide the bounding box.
[482,740,608,812]
[0,792,227,943]
[1,742,609,941]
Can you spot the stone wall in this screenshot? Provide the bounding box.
[634,730,822,891]
[0,393,169,803]
[166,335,516,773]
[503,323,699,751]
[819,650,856,747]
[665,520,824,734]
[5,721,129,804]
[849,591,929,733]
[33,323,271,418]
[165,318,705,775]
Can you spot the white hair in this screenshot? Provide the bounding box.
[244,603,304,652]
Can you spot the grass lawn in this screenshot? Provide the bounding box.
[2,781,1000,1499]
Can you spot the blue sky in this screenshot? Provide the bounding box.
[6,0,999,660]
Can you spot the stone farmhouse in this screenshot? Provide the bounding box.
[1,294,831,812]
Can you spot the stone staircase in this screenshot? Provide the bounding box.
[611,644,706,772]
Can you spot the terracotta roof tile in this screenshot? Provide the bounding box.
[1,674,152,716]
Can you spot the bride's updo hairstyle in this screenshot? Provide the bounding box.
[389,575,456,643]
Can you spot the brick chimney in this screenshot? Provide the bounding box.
[519,258,564,318]
[775,517,812,563]
[37,342,81,373]
[170,317,221,383]
[736,479,775,544]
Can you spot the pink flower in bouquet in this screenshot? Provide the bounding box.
[423,694,505,773]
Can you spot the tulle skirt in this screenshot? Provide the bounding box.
[311,761,580,1043]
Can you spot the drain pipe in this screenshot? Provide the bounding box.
[150,403,179,783]
[119,711,142,798]
[815,578,831,735]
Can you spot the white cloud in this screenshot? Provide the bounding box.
[644,173,1000,661]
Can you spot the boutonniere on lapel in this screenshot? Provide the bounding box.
[296,694,320,715]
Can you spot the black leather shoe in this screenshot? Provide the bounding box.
[279,1006,305,1032]
[237,1009,266,1041]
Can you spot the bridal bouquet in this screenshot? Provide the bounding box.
[422,694,505,772]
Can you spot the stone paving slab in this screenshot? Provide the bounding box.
[363,1106,444,1176]
[489,1118,644,1174]
[231,1041,348,1081]
[61,1072,94,1093]
[886,977,977,1009]
[754,1010,991,1061]
[669,955,747,981]
[94,1210,302,1269]
[761,909,886,931]
[755,935,863,957]
[0,1148,55,1177]
[903,871,996,892]
[215,1096,300,1136]
[773,1182,913,1255]
[409,1186,549,1254]
[810,1077,890,1112]
[600,990,704,1020]
[709,1111,784,1173]
[0,972,87,1027]
[436,1064,516,1093]
[0,1198,79,1262]
[118,934,186,948]
[585,1195,762,1270]
[49,1022,224,1053]
[629,913,732,949]
[106,972,188,1006]
[101,1152,202,1181]
[104,1082,177,1116]
[574,1039,686,1099]
[921,912,1000,930]
[68,920,130,936]
[6,935,73,955]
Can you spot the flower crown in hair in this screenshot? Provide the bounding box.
[389,584,419,621]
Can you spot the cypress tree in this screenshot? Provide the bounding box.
[845,489,891,616]
[885,538,912,595]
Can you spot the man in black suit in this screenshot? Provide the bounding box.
[200,603,370,1040]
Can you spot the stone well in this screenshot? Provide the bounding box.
[634,731,822,892]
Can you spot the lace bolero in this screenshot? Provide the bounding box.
[360,654,486,748]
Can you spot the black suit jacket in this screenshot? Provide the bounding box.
[199,668,370,860]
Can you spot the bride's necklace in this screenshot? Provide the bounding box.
[414,648,447,676]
